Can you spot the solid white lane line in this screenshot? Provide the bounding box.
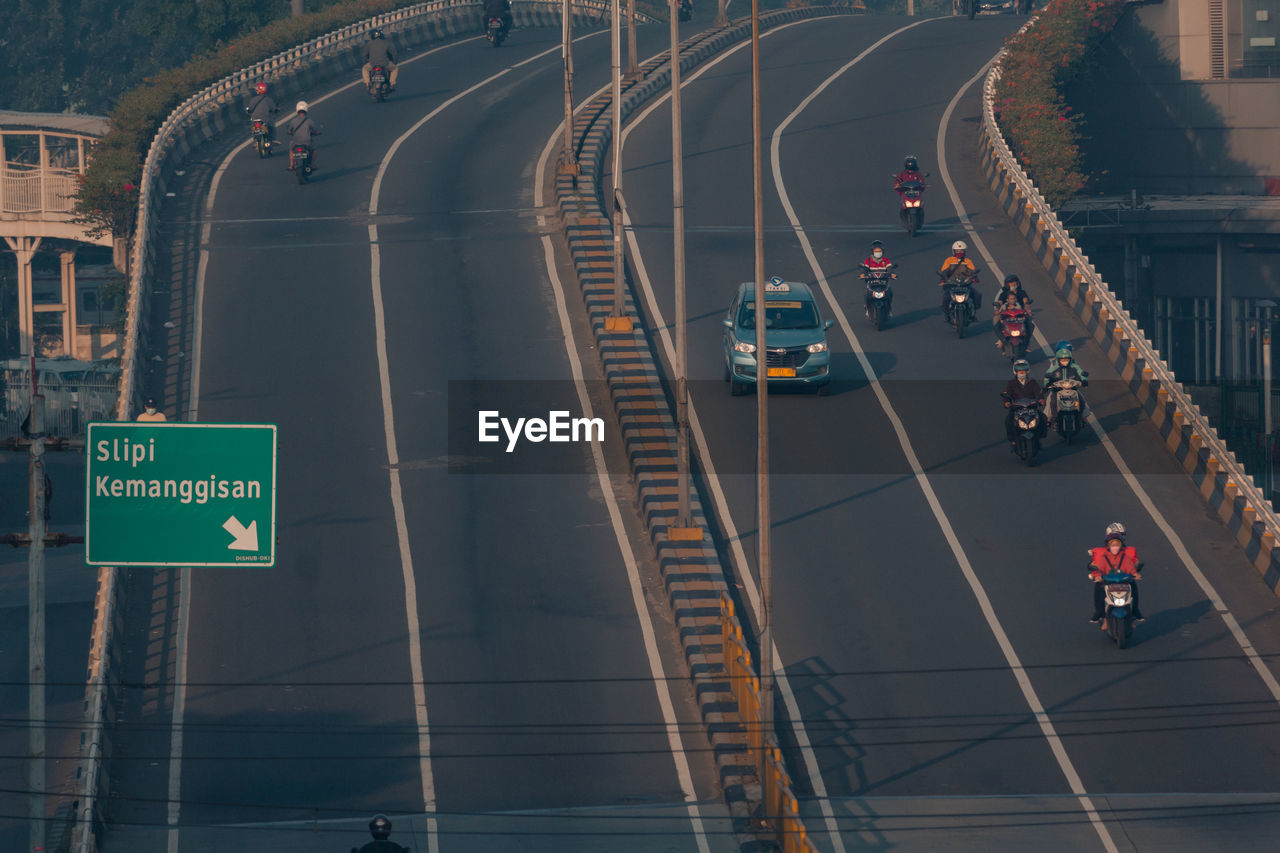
[773,36,1120,853]
[176,36,483,853]
[617,18,939,853]
[534,71,712,853]
[934,67,1280,706]
[368,33,606,852]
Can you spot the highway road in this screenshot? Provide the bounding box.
[100,19,737,853]
[617,13,1280,852]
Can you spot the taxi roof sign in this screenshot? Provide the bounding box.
[765,278,790,293]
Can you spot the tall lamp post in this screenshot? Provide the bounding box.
[560,0,578,175]
[749,0,773,791]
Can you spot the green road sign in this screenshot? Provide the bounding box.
[85,422,277,567]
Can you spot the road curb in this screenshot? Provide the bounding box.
[978,54,1280,596]
[555,4,864,837]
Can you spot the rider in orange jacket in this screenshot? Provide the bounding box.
[1088,522,1144,622]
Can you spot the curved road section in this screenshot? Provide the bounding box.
[616,13,1280,852]
[103,22,735,853]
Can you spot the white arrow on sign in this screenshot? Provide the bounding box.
[222,516,259,551]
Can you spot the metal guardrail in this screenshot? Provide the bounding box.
[72,5,654,851]
[1,166,81,215]
[720,595,816,852]
[982,50,1280,537]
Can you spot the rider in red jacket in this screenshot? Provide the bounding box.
[861,240,896,315]
[894,155,924,191]
[1088,522,1144,622]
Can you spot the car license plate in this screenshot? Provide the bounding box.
[767,367,796,377]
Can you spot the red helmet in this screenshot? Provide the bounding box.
[255,82,267,94]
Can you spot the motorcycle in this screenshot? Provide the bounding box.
[944,278,976,338]
[368,65,390,101]
[1098,570,1140,648]
[1050,377,1084,444]
[1010,398,1041,466]
[894,176,927,237]
[997,305,1031,359]
[678,0,693,21]
[289,145,312,184]
[250,118,272,158]
[486,16,509,47]
[861,264,897,331]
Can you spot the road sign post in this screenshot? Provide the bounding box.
[85,423,277,567]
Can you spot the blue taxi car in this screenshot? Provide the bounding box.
[722,277,833,395]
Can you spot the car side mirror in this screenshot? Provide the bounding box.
[824,319,834,330]
[722,318,733,329]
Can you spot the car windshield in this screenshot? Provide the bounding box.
[738,299,820,330]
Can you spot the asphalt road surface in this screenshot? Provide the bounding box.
[616,13,1280,852]
[100,19,736,853]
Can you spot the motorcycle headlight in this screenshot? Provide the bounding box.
[807,341,828,354]
[733,340,756,354]
[954,293,968,302]
[873,291,886,298]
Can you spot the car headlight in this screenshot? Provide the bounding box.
[807,341,828,354]
[733,340,756,354]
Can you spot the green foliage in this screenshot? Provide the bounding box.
[72,0,424,238]
[993,0,1126,206]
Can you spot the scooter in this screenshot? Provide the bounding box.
[997,306,1031,359]
[861,264,897,331]
[289,145,312,184]
[486,15,509,46]
[1010,398,1041,466]
[368,65,390,101]
[1098,570,1141,648]
[894,176,928,237]
[250,118,272,158]
[944,279,976,338]
[1050,377,1084,444]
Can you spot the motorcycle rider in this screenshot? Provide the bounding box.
[353,813,409,853]
[894,155,924,190]
[244,82,278,147]
[286,101,321,170]
[992,273,1033,342]
[939,240,980,313]
[861,240,896,317]
[484,0,513,34]
[1043,347,1089,426]
[361,28,399,92]
[1089,522,1144,623]
[1002,359,1044,449]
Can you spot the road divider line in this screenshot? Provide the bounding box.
[773,30,1121,853]
[934,66,1280,707]
[536,66,713,853]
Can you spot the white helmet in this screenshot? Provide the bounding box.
[952,240,967,253]
[295,100,309,113]
[1104,522,1126,541]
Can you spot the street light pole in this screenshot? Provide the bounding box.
[610,0,627,325]
[561,0,578,174]
[750,0,773,791]
[626,0,639,77]
[716,0,729,27]
[671,0,691,529]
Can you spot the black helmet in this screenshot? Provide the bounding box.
[871,240,883,250]
[1003,273,1020,286]
[904,155,918,172]
[144,396,157,408]
[369,814,392,839]
[371,27,385,39]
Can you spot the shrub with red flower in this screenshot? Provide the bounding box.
[993,0,1126,206]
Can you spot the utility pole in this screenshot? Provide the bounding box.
[626,0,639,77]
[671,1,693,532]
[561,0,578,174]
[607,0,631,331]
[750,0,774,794]
[716,0,729,27]
[28,389,47,853]
[291,0,304,17]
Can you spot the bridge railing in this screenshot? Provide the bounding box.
[1,165,81,215]
[70,5,650,852]
[980,34,1280,552]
